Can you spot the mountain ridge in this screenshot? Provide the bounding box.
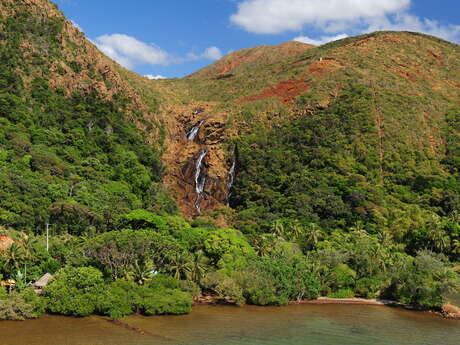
[1,0,459,222]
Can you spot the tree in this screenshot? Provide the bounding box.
[43,266,104,316]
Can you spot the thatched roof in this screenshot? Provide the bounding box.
[0,235,13,251]
[34,273,53,288]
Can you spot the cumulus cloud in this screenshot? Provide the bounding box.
[231,0,410,34]
[93,34,223,69]
[294,33,348,45]
[145,74,167,80]
[364,13,460,43]
[94,34,170,69]
[178,46,224,63]
[202,46,224,60]
[232,0,460,44]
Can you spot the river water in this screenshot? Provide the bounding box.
[1,304,459,345]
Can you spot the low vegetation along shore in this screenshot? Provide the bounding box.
[0,211,459,321]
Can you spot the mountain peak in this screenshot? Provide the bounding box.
[188,41,313,79]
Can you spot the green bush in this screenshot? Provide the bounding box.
[0,293,35,320]
[137,288,192,315]
[96,280,138,319]
[242,257,320,305]
[328,289,355,298]
[202,271,245,305]
[356,277,382,298]
[0,287,7,300]
[95,277,193,319]
[20,289,47,318]
[43,266,103,316]
[387,251,459,308]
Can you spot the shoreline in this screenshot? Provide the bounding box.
[296,297,395,306]
[296,297,460,320]
[195,296,460,320]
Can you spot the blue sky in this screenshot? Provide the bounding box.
[54,0,460,79]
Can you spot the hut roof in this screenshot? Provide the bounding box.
[0,235,13,251]
[34,273,53,288]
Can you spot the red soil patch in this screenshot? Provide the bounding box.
[427,49,442,60]
[240,79,310,104]
[218,53,252,75]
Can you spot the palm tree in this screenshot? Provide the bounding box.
[428,227,450,252]
[2,243,26,276]
[128,259,154,285]
[304,223,323,249]
[190,250,208,282]
[289,221,303,240]
[20,235,37,263]
[451,239,460,255]
[271,220,285,239]
[168,253,192,280]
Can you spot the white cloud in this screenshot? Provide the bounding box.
[232,0,460,44]
[145,74,167,80]
[93,34,223,69]
[231,0,410,34]
[176,46,224,63]
[202,46,223,60]
[294,33,348,45]
[94,34,169,69]
[364,13,460,43]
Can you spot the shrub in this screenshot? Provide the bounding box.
[328,289,355,298]
[20,289,47,318]
[95,277,193,319]
[0,293,35,320]
[0,287,7,300]
[202,271,245,305]
[137,288,192,315]
[387,251,459,308]
[355,277,382,298]
[240,257,320,305]
[96,280,138,319]
[43,266,103,316]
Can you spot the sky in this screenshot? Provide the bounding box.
[54,0,460,79]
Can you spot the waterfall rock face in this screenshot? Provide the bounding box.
[226,157,236,205]
[194,150,208,212]
[187,120,205,141]
[162,104,233,218]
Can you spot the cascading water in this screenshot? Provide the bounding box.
[187,120,205,141]
[226,158,236,205]
[194,149,208,212]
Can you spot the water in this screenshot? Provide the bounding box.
[194,150,207,212]
[187,120,205,141]
[226,158,236,205]
[2,304,459,345]
[227,158,236,191]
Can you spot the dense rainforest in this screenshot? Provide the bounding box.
[0,0,459,321]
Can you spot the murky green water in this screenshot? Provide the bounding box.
[1,304,459,345]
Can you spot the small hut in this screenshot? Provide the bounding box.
[0,235,13,251]
[33,273,53,294]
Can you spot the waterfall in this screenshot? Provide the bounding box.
[226,157,236,205]
[227,158,236,190]
[187,120,205,141]
[194,149,208,212]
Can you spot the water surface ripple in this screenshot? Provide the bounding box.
[1,304,459,345]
